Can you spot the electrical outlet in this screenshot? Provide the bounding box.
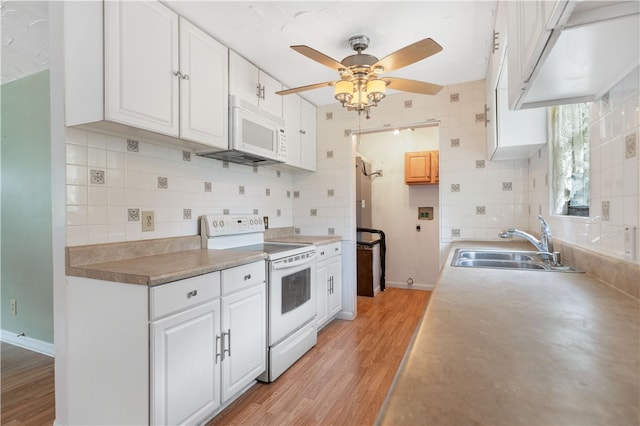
[142,211,155,232]
[10,299,17,316]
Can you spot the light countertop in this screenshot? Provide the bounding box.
[65,236,267,286]
[377,240,640,425]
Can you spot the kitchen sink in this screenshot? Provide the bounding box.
[456,250,535,262]
[451,249,582,272]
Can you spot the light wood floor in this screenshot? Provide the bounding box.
[208,288,431,425]
[1,342,55,426]
[0,288,430,426]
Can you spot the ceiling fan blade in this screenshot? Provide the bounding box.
[276,81,335,96]
[384,77,443,95]
[291,45,345,71]
[374,38,443,73]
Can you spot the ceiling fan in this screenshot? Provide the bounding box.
[276,35,444,117]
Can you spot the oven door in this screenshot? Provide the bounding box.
[268,254,317,345]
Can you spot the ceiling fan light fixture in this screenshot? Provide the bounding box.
[349,88,369,109]
[366,79,386,103]
[334,80,354,105]
[283,35,443,118]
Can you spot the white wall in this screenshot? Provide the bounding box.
[529,67,640,264]
[356,127,440,289]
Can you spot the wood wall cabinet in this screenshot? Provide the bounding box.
[404,151,439,185]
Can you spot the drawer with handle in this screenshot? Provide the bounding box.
[221,260,266,296]
[150,272,221,320]
[317,242,341,262]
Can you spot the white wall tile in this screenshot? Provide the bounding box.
[66,128,295,245]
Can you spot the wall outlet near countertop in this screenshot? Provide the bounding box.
[142,211,155,232]
[624,225,636,261]
[10,299,17,316]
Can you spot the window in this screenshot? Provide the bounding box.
[549,103,591,216]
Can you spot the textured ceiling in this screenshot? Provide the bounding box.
[1,0,49,84]
[166,1,498,106]
[0,1,498,105]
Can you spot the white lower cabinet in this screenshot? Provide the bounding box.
[316,242,342,330]
[220,282,267,401]
[151,300,222,425]
[152,261,266,425]
[66,260,265,426]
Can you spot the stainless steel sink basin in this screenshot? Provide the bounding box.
[454,259,547,270]
[451,249,582,272]
[457,251,535,261]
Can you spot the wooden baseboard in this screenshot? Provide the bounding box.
[1,329,54,357]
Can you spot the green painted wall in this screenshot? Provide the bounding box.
[1,70,54,343]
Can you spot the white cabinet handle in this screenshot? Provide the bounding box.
[223,329,231,358]
[215,335,222,363]
[299,129,306,135]
[244,274,252,281]
[187,290,198,298]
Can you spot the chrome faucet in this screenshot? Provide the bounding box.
[499,215,554,254]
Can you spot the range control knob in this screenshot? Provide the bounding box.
[211,220,218,228]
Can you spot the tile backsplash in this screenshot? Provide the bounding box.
[529,66,640,262]
[65,128,294,245]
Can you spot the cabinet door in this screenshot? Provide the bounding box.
[520,1,547,80]
[179,18,228,148]
[259,71,283,118]
[328,257,342,318]
[151,300,221,426]
[316,261,329,328]
[404,151,431,184]
[299,98,317,171]
[283,93,301,167]
[430,151,439,184]
[105,1,179,136]
[221,284,266,401]
[229,51,260,108]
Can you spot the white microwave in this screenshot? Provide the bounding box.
[197,96,286,166]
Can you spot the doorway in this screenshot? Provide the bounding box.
[354,126,440,290]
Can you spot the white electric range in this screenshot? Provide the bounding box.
[201,215,318,382]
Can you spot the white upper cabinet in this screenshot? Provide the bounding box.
[508,0,639,109]
[282,93,317,171]
[178,18,228,149]
[65,1,228,149]
[104,1,180,136]
[299,98,317,171]
[487,1,547,161]
[229,51,283,118]
[282,93,302,167]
